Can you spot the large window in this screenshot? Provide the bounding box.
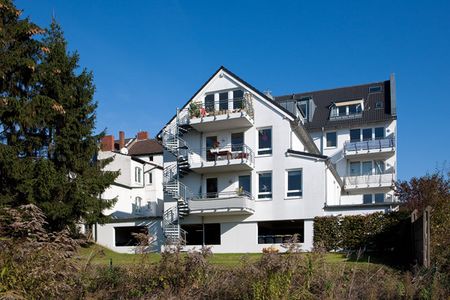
[326,132,337,147]
[350,129,361,142]
[231,132,244,152]
[205,94,215,112]
[135,167,142,183]
[181,223,221,245]
[219,92,228,111]
[375,127,385,139]
[362,161,372,175]
[258,128,272,155]
[233,90,244,109]
[115,226,146,247]
[238,175,251,194]
[350,162,361,176]
[362,128,372,141]
[374,160,385,174]
[287,169,302,198]
[363,194,373,204]
[258,220,304,244]
[374,193,385,203]
[258,172,272,199]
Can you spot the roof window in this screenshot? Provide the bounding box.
[329,99,363,120]
[369,85,382,93]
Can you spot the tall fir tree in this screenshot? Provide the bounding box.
[0,0,117,231]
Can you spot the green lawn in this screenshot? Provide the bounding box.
[76,244,378,267]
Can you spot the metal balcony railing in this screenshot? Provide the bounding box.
[344,172,394,188]
[344,137,395,154]
[188,143,254,166]
[176,96,255,125]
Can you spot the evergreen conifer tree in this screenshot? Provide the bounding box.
[0,1,117,231]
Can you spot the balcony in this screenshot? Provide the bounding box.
[344,172,394,190]
[188,144,254,174]
[178,97,254,132]
[344,137,395,157]
[131,201,160,217]
[188,191,255,215]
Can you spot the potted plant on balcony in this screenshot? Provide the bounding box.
[236,186,244,196]
[189,102,200,118]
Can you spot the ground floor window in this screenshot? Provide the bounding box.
[114,226,147,247]
[181,223,221,245]
[258,220,304,244]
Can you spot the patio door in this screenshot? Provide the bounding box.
[206,178,218,198]
[238,175,251,195]
[206,136,218,161]
[231,132,244,152]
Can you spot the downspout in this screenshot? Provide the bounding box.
[320,127,325,155]
[324,163,328,209]
[202,216,205,247]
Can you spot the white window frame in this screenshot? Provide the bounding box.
[135,167,142,183]
[257,171,272,200]
[257,127,272,156]
[326,131,337,148]
[286,169,303,199]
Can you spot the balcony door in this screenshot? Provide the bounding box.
[231,132,244,152]
[238,175,251,195]
[206,178,218,198]
[206,136,218,161]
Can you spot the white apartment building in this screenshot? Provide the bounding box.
[158,67,398,253]
[94,131,165,253]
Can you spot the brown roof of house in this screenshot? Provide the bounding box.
[127,139,163,156]
[274,80,396,132]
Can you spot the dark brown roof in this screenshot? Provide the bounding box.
[274,80,396,132]
[127,139,163,156]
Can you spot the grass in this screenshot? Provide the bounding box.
[76,243,381,267]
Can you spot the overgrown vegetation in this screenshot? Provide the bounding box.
[1,204,449,299]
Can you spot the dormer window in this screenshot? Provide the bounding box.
[297,97,310,119]
[330,99,363,120]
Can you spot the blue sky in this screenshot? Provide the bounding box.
[17,0,450,180]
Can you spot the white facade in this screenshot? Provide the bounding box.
[94,137,165,253]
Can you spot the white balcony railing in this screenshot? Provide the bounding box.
[189,190,255,215]
[344,137,395,155]
[344,173,394,189]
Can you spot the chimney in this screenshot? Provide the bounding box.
[100,135,114,151]
[119,131,125,149]
[137,131,148,140]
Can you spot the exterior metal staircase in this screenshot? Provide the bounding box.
[161,120,194,244]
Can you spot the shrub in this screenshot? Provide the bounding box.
[313,215,340,251]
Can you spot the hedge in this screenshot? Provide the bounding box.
[313,211,411,254]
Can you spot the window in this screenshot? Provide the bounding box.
[231,132,244,152]
[148,172,153,184]
[369,85,382,93]
[362,128,372,141]
[115,226,146,246]
[326,132,337,147]
[258,220,304,244]
[374,193,385,203]
[375,127,384,139]
[374,160,385,174]
[338,106,346,116]
[149,156,153,161]
[287,170,302,198]
[206,178,218,198]
[297,98,310,118]
[205,94,215,112]
[363,194,373,204]
[233,90,244,109]
[350,129,361,142]
[135,196,142,207]
[206,136,218,161]
[238,175,251,194]
[348,104,362,115]
[135,167,142,183]
[258,128,272,155]
[181,223,221,245]
[375,101,383,109]
[219,92,228,111]
[350,162,361,176]
[258,172,272,199]
[362,161,372,175]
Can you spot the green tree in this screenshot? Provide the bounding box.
[0,0,117,231]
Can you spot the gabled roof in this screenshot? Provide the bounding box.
[157,66,297,137]
[275,80,396,132]
[128,139,163,156]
